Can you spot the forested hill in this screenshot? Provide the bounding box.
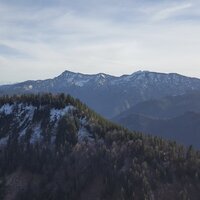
[0,94,200,200]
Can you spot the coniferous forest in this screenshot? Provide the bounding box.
[0,94,200,200]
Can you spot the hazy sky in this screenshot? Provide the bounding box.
[0,0,200,82]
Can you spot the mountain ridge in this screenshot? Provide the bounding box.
[112,91,200,148]
[113,92,200,120]
[2,70,200,88]
[1,70,200,118]
[113,111,200,148]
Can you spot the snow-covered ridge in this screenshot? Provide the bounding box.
[1,70,200,120]
[55,70,200,88]
[0,102,94,147]
[1,70,200,92]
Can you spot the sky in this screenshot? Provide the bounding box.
[0,0,200,83]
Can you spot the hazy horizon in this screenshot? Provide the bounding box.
[1,0,200,82]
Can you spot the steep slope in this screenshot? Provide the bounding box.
[1,70,200,118]
[0,94,200,200]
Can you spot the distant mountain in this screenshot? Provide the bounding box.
[114,92,200,119]
[1,70,200,118]
[0,94,200,200]
[113,92,200,148]
[114,111,200,148]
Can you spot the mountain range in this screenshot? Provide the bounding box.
[1,70,200,118]
[113,92,200,119]
[1,70,200,148]
[113,92,200,148]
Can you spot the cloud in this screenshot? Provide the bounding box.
[151,3,193,21]
[0,0,200,82]
[0,44,25,57]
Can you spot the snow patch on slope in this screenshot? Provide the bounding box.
[15,105,36,133]
[78,127,92,142]
[78,117,94,142]
[0,104,13,115]
[30,124,42,144]
[17,105,36,120]
[50,106,75,122]
[74,79,90,87]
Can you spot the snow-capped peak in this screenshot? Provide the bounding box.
[56,70,112,87]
